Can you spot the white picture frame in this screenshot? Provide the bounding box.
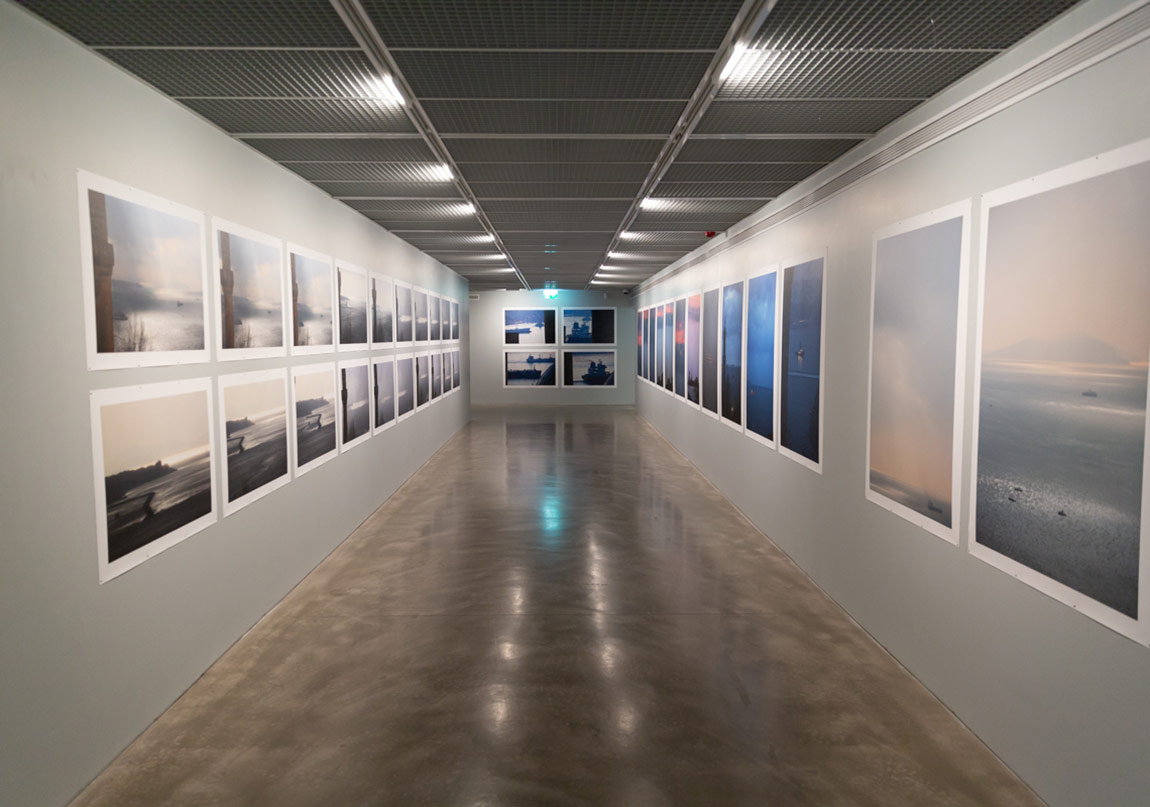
[777,250,828,474]
[217,368,291,517]
[287,244,335,356]
[335,260,370,352]
[211,218,287,362]
[290,362,339,476]
[338,358,372,452]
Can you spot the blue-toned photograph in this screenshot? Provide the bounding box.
[563,351,616,387]
[674,299,686,397]
[686,294,701,404]
[505,350,557,386]
[563,308,616,344]
[662,302,674,392]
[646,309,655,383]
[746,272,777,441]
[702,289,719,413]
[505,308,556,345]
[721,281,743,425]
[780,259,824,463]
[395,356,414,416]
[655,306,665,388]
[637,311,644,379]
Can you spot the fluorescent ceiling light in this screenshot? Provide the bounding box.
[590,279,633,286]
[366,74,405,105]
[425,163,453,182]
[638,197,672,211]
[472,233,496,243]
[719,43,747,82]
[449,202,477,216]
[618,231,639,240]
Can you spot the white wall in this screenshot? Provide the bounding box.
[470,289,636,406]
[0,5,469,806]
[635,2,1150,805]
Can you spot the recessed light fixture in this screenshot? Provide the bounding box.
[425,163,453,182]
[719,43,747,82]
[638,197,673,211]
[619,231,639,240]
[472,233,495,243]
[450,202,477,216]
[366,74,405,105]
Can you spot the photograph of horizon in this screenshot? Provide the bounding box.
[414,289,429,343]
[563,351,616,387]
[395,283,413,343]
[645,308,655,383]
[702,289,719,414]
[637,309,644,379]
[370,274,393,345]
[451,300,460,341]
[976,155,1150,620]
[663,302,674,392]
[441,297,451,343]
[221,372,289,511]
[373,359,395,430]
[505,350,556,387]
[216,227,283,355]
[780,258,824,464]
[293,366,337,471]
[415,354,430,406]
[870,214,964,531]
[746,272,777,441]
[429,293,441,342]
[340,362,370,448]
[563,308,616,345]
[686,294,701,405]
[721,281,744,425]
[654,305,665,388]
[290,251,333,349]
[337,264,368,348]
[443,351,454,394]
[431,352,442,400]
[505,309,556,345]
[452,349,461,389]
[396,356,414,417]
[674,299,686,397]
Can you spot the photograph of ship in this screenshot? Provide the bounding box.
[563,351,616,387]
[414,288,429,342]
[780,258,824,465]
[975,151,1150,624]
[654,305,665,387]
[215,224,283,357]
[429,293,441,341]
[870,212,965,535]
[746,272,777,441]
[396,356,414,417]
[702,289,719,413]
[562,308,616,345]
[292,366,337,472]
[83,178,207,365]
[452,349,461,389]
[337,264,368,348]
[505,308,556,345]
[340,361,371,449]
[289,250,333,350]
[373,358,395,431]
[721,281,744,425]
[370,274,393,345]
[431,352,442,400]
[686,293,702,405]
[220,371,289,513]
[93,381,215,580]
[505,350,556,386]
[441,297,451,342]
[662,302,674,392]
[395,283,413,343]
[451,300,460,340]
[674,299,686,397]
[415,354,430,406]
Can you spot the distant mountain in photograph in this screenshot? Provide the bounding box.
[990,336,1127,365]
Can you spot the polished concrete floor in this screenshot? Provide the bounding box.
[72,406,1042,807]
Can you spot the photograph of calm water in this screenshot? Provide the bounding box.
[674,299,686,397]
[294,369,336,468]
[340,364,370,446]
[637,309,644,379]
[686,294,701,405]
[337,266,368,347]
[505,309,556,345]
[371,275,393,344]
[505,350,556,387]
[452,349,461,389]
[441,298,451,342]
[396,357,414,417]
[563,351,615,387]
[395,284,413,343]
[721,281,743,425]
[662,302,674,392]
[416,354,430,405]
[431,352,442,399]
[563,308,616,345]
[746,272,777,441]
[374,359,395,429]
[702,289,719,414]
[977,157,1150,619]
[654,306,665,388]
[217,229,282,352]
[429,294,441,341]
[645,309,655,383]
[414,289,429,342]
[451,300,460,340]
[222,376,288,505]
[290,252,332,348]
[780,259,824,463]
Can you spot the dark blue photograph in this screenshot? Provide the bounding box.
[746,271,777,441]
[780,258,824,463]
[655,306,665,388]
[563,308,616,344]
[637,311,644,378]
[646,309,655,383]
[721,282,743,425]
[504,309,556,345]
[674,298,686,397]
[662,303,673,392]
[702,289,719,414]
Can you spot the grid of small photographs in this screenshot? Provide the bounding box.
[80,170,464,583]
[504,307,618,390]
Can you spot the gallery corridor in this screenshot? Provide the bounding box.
[71,407,1040,807]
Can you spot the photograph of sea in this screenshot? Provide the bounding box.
[293,367,337,470]
[221,373,289,509]
[441,297,451,342]
[721,281,744,425]
[702,289,719,414]
[290,251,333,348]
[415,354,430,406]
[645,309,654,383]
[371,274,393,345]
[564,351,616,387]
[505,309,556,345]
[563,308,616,344]
[373,359,395,430]
[216,227,283,354]
[654,306,665,388]
[686,293,702,405]
[780,258,824,464]
[395,283,413,343]
[870,214,964,532]
[443,352,454,394]
[431,352,442,400]
[976,155,1150,620]
[746,272,777,441]
[337,265,368,348]
[674,299,687,397]
[663,302,674,392]
[637,310,644,379]
[452,350,461,389]
[340,362,371,448]
[396,356,414,417]
[414,289,429,342]
[505,350,557,387]
[85,184,206,359]
[429,293,441,342]
[96,384,214,574]
[451,300,460,341]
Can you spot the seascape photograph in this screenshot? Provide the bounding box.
[451,300,460,341]
[371,274,394,345]
[976,154,1150,622]
[505,309,556,345]
[443,352,454,394]
[373,359,395,430]
[702,289,719,414]
[396,356,415,417]
[416,354,430,405]
[337,264,368,348]
[395,283,413,343]
[780,258,824,465]
[563,351,616,387]
[686,294,701,405]
[663,302,674,392]
[290,250,333,350]
[870,213,965,533]
[452,349,461,389]
[746,272,777,441]
[637,310,644,379]
[431,352,442,400]
[674,299,686,397]
[340,362,371,449]
[655,305,665,388]
[441,297,451,342]
[93,381,215,579]
[429,293,441,342]
[505,350,557,387]
[563,308,616,345]
[220,371,289,511]
[293,366,337,471]
[645,309,654,383]
[414,288,429,342]
[721,281,744,425]
[215,225,284,357]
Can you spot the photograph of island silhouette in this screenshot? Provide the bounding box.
[686,293,702,405]
[505,308,556,345]
[662,302,674,392]
[746,271,777,441]
[721,281,744,426]
[870,213,965,534]
[396,356,414,417]
[370,274,393,346]
[292,366,337,471]
[220,371,289,511]
[337,263,368,348]
[373,358,395,430]
[415,353,430,405]
[414,288,429,343]
[395,283,413,343]
[674,299,686,397]
[702,289,719,414]
[563,351,615,387]
[976,153,1150,621]
[289,251,332,349]
[215,226,283,356]
[563,308,616,345]
[505,350,556,386]
[780,258,824,464]
[340,362,371,449]
[96,383,214,573]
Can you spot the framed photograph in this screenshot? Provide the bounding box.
[867,202,970,544]
[654,304,665,389]
[562,307,616,345]
[90,378,216,582]
[415,352,431,407]
[394,353,415,421]
[218,369,290,516]
[662,302,674,394]
[562,350,616,388]
[336,261,369,351]
[971,140,1150,643]
[779,254,826,472]
[450,299,460,341]
[372,357,396,434]
[78,171,209,369]
[452,349,462,391]
[291,363,338,476]
[673,298,687,397]
[287,245,335,355]
[440,296,452,344]
[685,293,703,407]
[701,286,721,418]
[504,349,556,387]
[338,359,371,451]
[645,307,655,385]
[394,280,414,347]
[369,273,394,348]
[428,291,442,344]
[504,308,557,345]
[211,218,286,362]
[745,269,779,447]
[636,307,645,381]
[443,350,454,395]
[720,280,744,429]
[413,287,430,343]
[430,351,443,401]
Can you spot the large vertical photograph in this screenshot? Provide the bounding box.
[654,304,665,388]
[430,351,442,400]
[373,358,395,433]
[218,369,290,516]
[440,297,452,344]
[452,349,461,390]
[90,379,216,582]
[686,294,702,405]
[395,281,414,345]
[443,351,454,394]
[415,353,430,406]
[428,292,441,343]
[637,309,644,380]
[973,144,1150,637]
[79,172,209,369]
[504,350,557,387]
[414,288,429,343]
[746,270,778,444]
[339,359,371,451]
[563,350,616,387]
[212,220,286,361]
[869,206,967,541]
[336,261,369,350]
[562,308,616,345]
[702,288,720,415]
[450,299,460,341]
[780,257,825,469]
[662,302,674,393]
[674,299,687,397]
[289,246,334,354]
[370,273,394,347]
[395,355,415,419]
[292,364,338,475]
[505,308,556,345]
[721,281,744,427]
[645,308,655,384]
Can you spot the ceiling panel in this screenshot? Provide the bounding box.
[695,100,920,135]
[650,181,792,199]
[675,138,864,163]
[446,139,664,163]
[243,138,435,162]
[663,162,826,182]
[315,181,463,199]
[425,100,685,135]
[287,162,461,182]
[183,98,416,135]
[471,182,642,199]
[460,163,653,183]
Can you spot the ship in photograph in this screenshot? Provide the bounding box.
[505,309,556,345]
[222,376,288,504]
[505,351,556,386]
[563,308,615,345]
[563,351,615,387]
[294,370,337,467]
